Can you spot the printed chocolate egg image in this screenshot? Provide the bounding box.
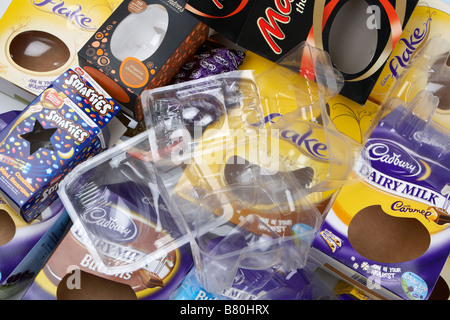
[348,205,430,263]
[57,269,137,300]
[326,0,378,76]
[8,30,71,73]
[110,4,169,62]
[0,209,16,246]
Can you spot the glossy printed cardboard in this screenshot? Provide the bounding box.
[0,0,124,102]
[0,66,121,222]
[77,0,209,122]
[185,0,418,104]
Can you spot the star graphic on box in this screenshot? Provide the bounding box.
[20,120,57,155]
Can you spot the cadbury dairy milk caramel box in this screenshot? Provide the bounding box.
[0,66,121,222]
[312,100,450,300]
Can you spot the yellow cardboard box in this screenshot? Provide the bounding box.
[0,0,123,102]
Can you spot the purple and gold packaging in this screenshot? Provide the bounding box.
[0,198,70,300]
[311,93,450,300]
[0,66,121,223]
[22,211,193,300]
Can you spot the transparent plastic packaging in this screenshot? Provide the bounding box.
[58,132,189,275]
[142,44,371,293]
[254,42,372,207]
[366,36,450,217]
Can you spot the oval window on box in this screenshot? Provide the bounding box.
[110,4,169,62]
[8,30,71,73]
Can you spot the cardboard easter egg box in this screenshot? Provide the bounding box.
[0,0,124,103]
[0,66,121,223]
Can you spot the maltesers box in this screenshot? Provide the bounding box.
[0,66,122,223]
[0,0,124,103]
[184,0,418,105]
[22,219,193,300]
[0,198,70,300]
[77,0,210,122]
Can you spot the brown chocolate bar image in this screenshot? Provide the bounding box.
[429,206,450,225]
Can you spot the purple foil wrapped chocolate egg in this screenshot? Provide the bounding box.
[172,48,246,83]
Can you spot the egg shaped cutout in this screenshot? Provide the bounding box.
[348,205,430,264]
[110,4,169,62]
[0,209,16,246]
[327,0,378,76]
[9,30,71,73]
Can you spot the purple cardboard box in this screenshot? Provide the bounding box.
[0,198,70,299]
[311,104,450,300]
[22,203,193,300]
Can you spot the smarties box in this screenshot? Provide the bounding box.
[0,0,124,103]
[0,198,70,300]
[77,0,210,122]
[0,66,121,223]
[185,0,418,104]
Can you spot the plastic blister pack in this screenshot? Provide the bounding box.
[142,69,264,161]
[141,43,371,293]
[58,132,189,275]
[254,42,372,208]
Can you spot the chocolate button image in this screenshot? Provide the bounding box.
[348,205,430,263]
[429,276,450,300]
[9,30,70,73]
[0,209,15,246]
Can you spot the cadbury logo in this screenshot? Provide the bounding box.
[366,142,419,175]
[30,0,97,30]
[64,73,113,115]
[82,207,138,243]
[257,0,295,55]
